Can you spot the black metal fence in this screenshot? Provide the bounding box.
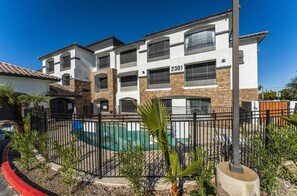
[30,108,296,178]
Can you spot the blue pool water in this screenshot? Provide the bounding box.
[72,121,188,151]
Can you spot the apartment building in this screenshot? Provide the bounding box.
[39,9,267,115]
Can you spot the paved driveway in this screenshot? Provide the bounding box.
[0,138,18,196]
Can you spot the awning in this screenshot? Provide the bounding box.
[117,71,138,78]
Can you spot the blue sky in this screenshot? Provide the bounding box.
[0,0,296,91]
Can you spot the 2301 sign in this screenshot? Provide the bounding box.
[171,65,183,72]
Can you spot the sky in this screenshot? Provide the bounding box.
[0,0,296,91]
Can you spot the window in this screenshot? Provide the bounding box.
[121,75,137,87]
[95,74,108,92]
[148,68,170,89]
[120,99,137,113]
[47,60,54,73]
[186,98,210,114]
[98,55,110,69]
[239,50,244,64]
[148,40,170,61]
[185,28,215,54]
[100,100,109,112]
[61,55,71,70]
[120,49,137,65]
[185,61,216,86]
[62,74,70,86]
[161,99,172,113]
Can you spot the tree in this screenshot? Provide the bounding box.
[285,76,297,100]
[0,83,49,133]
[19,93,49,109]
[137,99,202,196]
[258,90,277,100]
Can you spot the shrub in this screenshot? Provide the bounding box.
[118,144,145,196]
[9,115,39,171]
[36,132,51,182]
[248,124,297,195]
[54,135,82,195]
[189,147,215,196]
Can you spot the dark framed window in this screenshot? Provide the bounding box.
[47,60,54,73]
[161,99,172,113]
[186,98,210,114]
[120,99,137,113]
[120,75,137,87]
[98,55,110,69]
[185,61,216,86]
[185,28,215,54]
[100,100,109,112]
[148,68,170,89]
[95,75,108,92]
[61,55,71,70]
[62,74,70,86]
[148,40,170,61]
[120,49,137,64]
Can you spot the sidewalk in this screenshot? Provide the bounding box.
[0,138,18,196]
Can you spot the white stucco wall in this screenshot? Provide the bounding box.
[0,75,51,108]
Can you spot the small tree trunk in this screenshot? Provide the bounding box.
[171,180,178,196]
[13,105,24,133]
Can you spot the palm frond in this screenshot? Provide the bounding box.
[178,160,201,177]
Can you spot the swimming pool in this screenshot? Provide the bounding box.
[72,121,189,151]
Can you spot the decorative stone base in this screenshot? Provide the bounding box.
[216,162,260,196]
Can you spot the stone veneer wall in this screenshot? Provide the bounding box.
[139,67,258,108]
[69,79,92,115]
[90,68,117,114]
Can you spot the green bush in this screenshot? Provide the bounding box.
[248,124,297,195]
[118,144,145,196]
[36,132,51,182]
[189,147,215,196]
[9,115,39,171]
[54,135,82,195]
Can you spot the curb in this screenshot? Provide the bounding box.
[1,143,47,196]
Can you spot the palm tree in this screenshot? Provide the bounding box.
[286,76,297,100]
[0,83,49,133]
[164,151,202,196]
[19,93,49,110]
[137,99,171,173]
[137,99,202,195]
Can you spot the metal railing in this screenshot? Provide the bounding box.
[30,108,296,178]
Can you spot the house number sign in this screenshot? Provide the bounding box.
[170,65,184,73]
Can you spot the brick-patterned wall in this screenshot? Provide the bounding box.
[69,79,92,115]
[139,67,258,107]
[90,68,117,114]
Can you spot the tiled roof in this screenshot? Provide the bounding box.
[144,9,232,38]
[48,83,81,97]
[0,61,60,81]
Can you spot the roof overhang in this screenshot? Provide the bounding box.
[38,43,94,60]
[144,9,232,39]
[0,72,60,82]
[231,31,269,45]
[117,71,138,78]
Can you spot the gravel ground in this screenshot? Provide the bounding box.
[8,147,297,196]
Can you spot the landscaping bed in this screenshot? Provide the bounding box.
[9,149,199,196]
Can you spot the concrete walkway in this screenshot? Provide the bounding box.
[0,138,18,196]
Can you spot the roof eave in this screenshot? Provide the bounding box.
[143,9,232,39]
[38,43,94,60]
[0,73,60,82]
